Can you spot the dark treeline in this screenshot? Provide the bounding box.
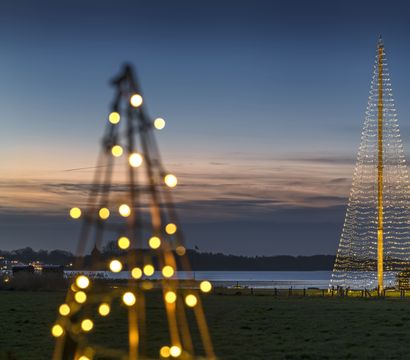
[0,246,335,271]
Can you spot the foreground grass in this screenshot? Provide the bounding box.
[0,291,410,359]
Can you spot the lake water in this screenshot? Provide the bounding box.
[65,270,332,289]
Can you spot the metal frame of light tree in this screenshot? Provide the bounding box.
[330,37,410,291]
[51,65,215,360]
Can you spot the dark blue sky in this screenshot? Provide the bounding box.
[1,0,410,255]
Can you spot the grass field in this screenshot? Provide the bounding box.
[1,290,410,359]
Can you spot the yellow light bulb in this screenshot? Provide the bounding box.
[143,264,155,276]
[108,111,120,124]
[98,303,110,316]
[51,324,64,337]
[99,207,110,220]
[200,280,212,293]
[176,246,186,256]
[154,117,166,130]
[123,292,136,306]
[78,356,91,360]
[130,94,143,108]
[185,294,197,307]
[118,236,130,249]
[164,174,178,188]
[160,346,171,358]
[129,153,143,168]
[109,259,122,273]
[131,267,142,279]
[69,207,81,219]
[74,291,87,304]
[119,204,131,217]
[58,304,71,316]
[162,265,174,278]
[165,223,177,235]
[149,236,161,249]
[165,291,177,304]
[81,319,94,332]
[76,275,90,289]
[111,145,123,157]
[170,345,182,358]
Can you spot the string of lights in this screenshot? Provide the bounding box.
[330,38,410,290]
[51,65,215,360]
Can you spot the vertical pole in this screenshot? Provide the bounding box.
[377,41,384,292]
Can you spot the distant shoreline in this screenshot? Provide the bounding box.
[0,247,335,271]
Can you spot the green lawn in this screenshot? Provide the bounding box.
[1,291,410,359]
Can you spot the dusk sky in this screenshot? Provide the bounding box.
[1,0,410,255]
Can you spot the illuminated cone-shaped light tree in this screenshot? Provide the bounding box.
[330,37,410,291]
[52,65,215,360]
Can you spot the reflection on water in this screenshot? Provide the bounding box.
[65,270,332,289]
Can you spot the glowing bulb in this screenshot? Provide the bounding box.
[76,275,90,289]
[131,267,142,279]
[108,111,120,124]
[123,292,136,306]
[99,207,110,220]
[162,265,174,278]
[109,260,123,273]
[154,117,166,130]
[69,207,81,219]
[129,153,143,168]
[149,236,161,249]
[78,356,91,360]
[165,223,177,235]
[111,145,123,157]
[51,324,64,337]
[130,94,143,107]
[200,280,212,293]
[170,345,182,358]
[160,346,171,358]
[75,291,87,304]
[165,291,177,304]
[118,236,130,249]
[185,294,197,307]
[164,174,178,188]
[143,264,155,276]
[98,303,110,316]
[176,246,186,256]
[59,304,71,316]
[118,204,131,217]
[81,319,94,332]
